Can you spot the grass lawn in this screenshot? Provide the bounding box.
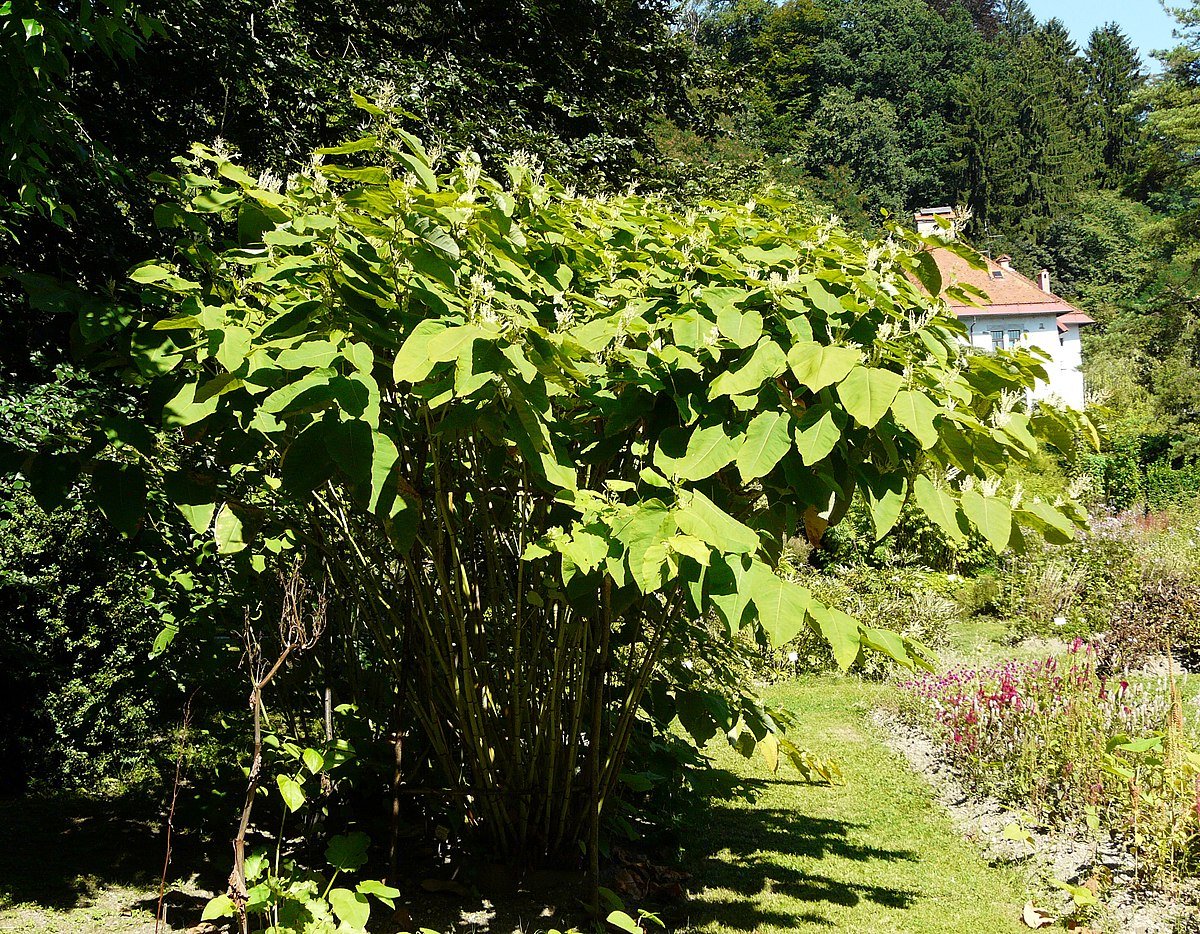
[679,675,1031,934]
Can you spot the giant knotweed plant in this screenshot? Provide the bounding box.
[8,96,1094,869]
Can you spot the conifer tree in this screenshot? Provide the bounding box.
[997,0,1037,39]
[1008,22,1093,239]
[1084,24,1146,185]
[947,55,1024,234]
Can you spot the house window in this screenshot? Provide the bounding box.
[1008,329,1022,346]
[991,329,1005,348]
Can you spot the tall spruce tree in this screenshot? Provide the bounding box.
[947,53,1024,234]
[1007,21,1093,240]
[1084,24,1146,185]
[997,0,1037,39]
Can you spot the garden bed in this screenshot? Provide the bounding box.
[881,642,1200,933]
[873,708,1198,933]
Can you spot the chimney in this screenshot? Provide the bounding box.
[996,254,1012,271]
[1038,269,1051,293]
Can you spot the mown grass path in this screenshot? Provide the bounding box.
[680,675,1030,933]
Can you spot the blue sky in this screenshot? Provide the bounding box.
[1029,0,1179,65]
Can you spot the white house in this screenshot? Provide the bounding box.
[914,207,1095,410]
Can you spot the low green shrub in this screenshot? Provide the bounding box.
[981,530,1144,640]
[956,571,1003,618]
[816,500,995,574]
[899,642,1200,883]
[1084,439,1143,512]
[201,833,401,933]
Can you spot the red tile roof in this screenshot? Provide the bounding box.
[927,247,1082,316]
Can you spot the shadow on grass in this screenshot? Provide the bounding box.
[679,803,918,932]
[0,794,164,910]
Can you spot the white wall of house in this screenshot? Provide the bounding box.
[958,313,1086,409]
[1056,324,1086,410]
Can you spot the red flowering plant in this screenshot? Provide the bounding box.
[899,641,1200,882]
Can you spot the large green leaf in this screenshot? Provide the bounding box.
[366,432,402,517]
[1000,412,1038,454]
[860,470,906,540]
[910,251,943,295]
[561,529,610,574]
[787,342,860,391]
[805,280,844,317]
[281,423,337,497]
[329,889,370,931]
[214,504,248,554]
[709,338,787,398]
[960,490,1013,553]
[261,370,337,417]
[427,324,484,363]
[1017,500,1076,545]
[670,308,711,350]
[736,411,791,481]
[200,895,234,922]
[860,627,913,669]
[890,389,940,449]
[216,326,252,371]
[675,490,760,554]
[276,774,305,812]
[99,414,156,455]
[399,151,439,191]
[808,600,861,671]
[699,285,746,317]
[912,475,965,543]
[707,555,753,632]
[164,470,216,535]
[745,561,811,646]
[674,424,738,482]
[356,880,400,908]
[676,690,725,745]
[276,339,340,371]
[411,215,457,256]
[836,366,904,428]
[793,404,842,466]
[717,306,764,349]
[1030,407,1077,457]
[163,381,219,427]
[392,320,446,383]
[323,421,404,519]
[326,831,370,871]
[612,501,676,593]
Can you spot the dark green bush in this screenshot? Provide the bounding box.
[1084,442,1143,512]
[0,483,168,792]
[816,500,995,574]
[1143,460,1200,511]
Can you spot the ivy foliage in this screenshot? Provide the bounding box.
[9,99,1096,857]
